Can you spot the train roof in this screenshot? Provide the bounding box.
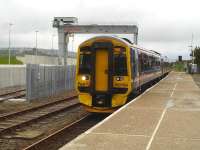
[115,36,161,57]
[81,35,161,57]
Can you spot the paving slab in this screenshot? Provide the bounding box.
[150,137,200,150]
[132,93,169,109]
[60,72,200,150]
[156,110,200,138]
[65,134,150,150]
[92,108,162,136]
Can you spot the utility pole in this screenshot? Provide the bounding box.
[189,34,194,64]
[8,23,13,64]
[191,34,194,64]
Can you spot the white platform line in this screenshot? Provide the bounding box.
[145,82,177,150]
[145,107,168,150]
[170,83,177,97]
[90,132,150,138]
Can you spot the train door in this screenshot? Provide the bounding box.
[131,48,139,89]
[91,42,113,107]
[135,49,139,88]
[95,50,108,91]
[138,50,142,90]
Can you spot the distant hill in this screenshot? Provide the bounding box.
[0,47,76,58]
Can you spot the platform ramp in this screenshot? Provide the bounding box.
[60,72,200,150]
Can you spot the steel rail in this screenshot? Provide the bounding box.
[0,95,77,120]
[23,114,90,150]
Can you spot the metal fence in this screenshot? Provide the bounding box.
[26,64,76,101]
[0,65,26,89]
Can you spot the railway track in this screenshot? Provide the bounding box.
[0,95,78,137]
[0,89,26,103]
[23,113,108,150]
[21,74,167,150]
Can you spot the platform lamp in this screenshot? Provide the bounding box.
[35,30,39,56]
[8,23,14,64]
[51,34,55,50]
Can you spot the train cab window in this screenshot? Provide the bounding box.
[113,53,127,76]
[79,53,92,74]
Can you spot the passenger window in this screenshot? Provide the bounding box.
[113,53,127,76]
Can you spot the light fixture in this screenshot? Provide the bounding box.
[116,76,124,81]
[116,77,120,81]
[81,76,86,81]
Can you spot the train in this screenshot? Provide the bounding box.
[75,36,170,113]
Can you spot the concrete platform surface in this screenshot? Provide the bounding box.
[60,72,200,150]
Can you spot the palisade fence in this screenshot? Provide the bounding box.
[26,64,76,101]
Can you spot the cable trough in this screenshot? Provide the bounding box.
[0,89,26,103]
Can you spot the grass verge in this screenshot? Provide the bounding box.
[0,55,23,64]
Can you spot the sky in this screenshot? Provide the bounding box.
[1,0,200,60]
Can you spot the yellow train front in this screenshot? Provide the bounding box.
[75,36,170,113]
[76,36,132,113]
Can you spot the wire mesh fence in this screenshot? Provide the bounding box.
[26,64,76,101]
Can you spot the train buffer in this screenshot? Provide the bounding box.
[60,72,200,150]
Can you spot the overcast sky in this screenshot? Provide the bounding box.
[1,0,200,60]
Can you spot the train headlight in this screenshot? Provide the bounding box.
[82,76,86,81]
[81,75,89,81]
[116,77,120,81]
[116,76,124,81]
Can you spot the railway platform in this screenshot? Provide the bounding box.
[60,72,200,150]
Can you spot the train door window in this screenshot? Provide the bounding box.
[131,48,137,77]
[79,53,92,74]
[135,49,139,76]
[113,52,127,76]
[130,48,135,75]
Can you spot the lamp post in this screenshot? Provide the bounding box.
[35,30,39,56]
[8,23,13,64]
[51,34,55,50]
